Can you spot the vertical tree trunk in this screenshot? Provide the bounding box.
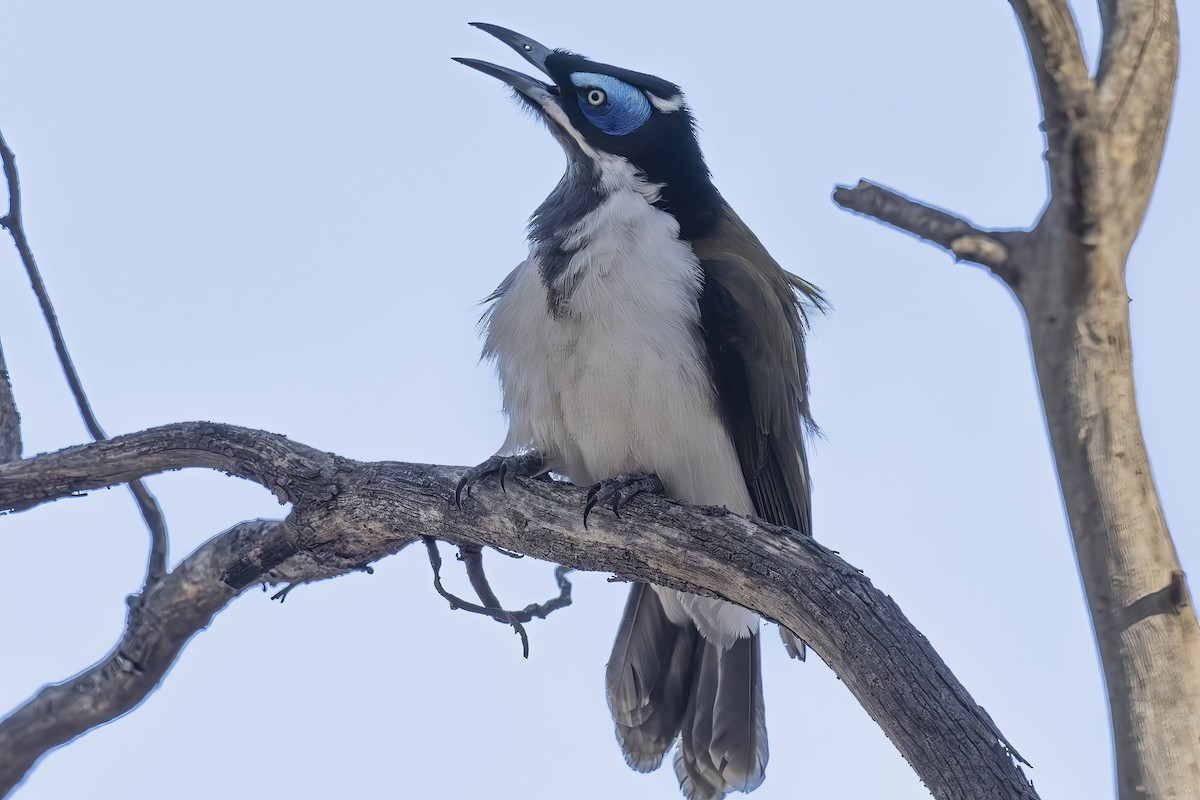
[835,2,1199,796]
[1019,223,1200,798]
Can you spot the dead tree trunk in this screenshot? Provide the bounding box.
[834,2,1199,797]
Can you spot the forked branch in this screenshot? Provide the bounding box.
[0,422,1037,800]
[834,3,1195,799]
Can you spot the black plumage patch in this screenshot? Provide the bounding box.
[539,50,725,240]
[528,164,604,315]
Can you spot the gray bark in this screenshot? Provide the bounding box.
[834,2,1198,797]
[0,421,1037,800]
[0,341,18,464]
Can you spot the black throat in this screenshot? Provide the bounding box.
[649,167,724,241]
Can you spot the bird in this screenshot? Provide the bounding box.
[454,23,823,800]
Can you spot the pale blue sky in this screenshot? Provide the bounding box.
[1,2,1195,799]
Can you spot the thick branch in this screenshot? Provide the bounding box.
[0,423,1036,800]
[0,519,282,793]
[0,423,338,513]
[832,180,1019,286]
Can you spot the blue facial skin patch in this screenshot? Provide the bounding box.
[570,72,652,136]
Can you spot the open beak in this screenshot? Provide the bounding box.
[453,23,559,104]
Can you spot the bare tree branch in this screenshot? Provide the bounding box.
[1007,0,1095,147]
[0,423,1037,800]
[1006,1,1102,250]
[0,341,18,463]
[831,180,1018,285]
[836,3,1196,798]
[421,539,574,658]
[1095,0,1180,250]
[425,537,530,655]
[0,129,169,585]
[0,519,281,794]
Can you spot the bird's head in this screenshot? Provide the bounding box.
[455,23,719,232]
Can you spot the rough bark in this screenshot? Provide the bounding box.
[0,422,1037,800]
[0,519,280,794]
[0,341,18,464]
[834,2,1198,797]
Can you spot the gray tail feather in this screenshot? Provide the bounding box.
[674,634,768,799]
[607,584,768,798]
[606,583,699,772]
[778,626,807,661]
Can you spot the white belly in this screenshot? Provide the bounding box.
[483,183,758,647]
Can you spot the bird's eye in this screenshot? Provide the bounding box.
[569,72,651,136]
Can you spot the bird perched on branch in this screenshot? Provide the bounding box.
[455,24,822,800]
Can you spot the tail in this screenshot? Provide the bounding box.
[606,583,697,771]
[607,583,768,798]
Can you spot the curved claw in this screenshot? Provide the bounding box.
[582,472,664,527]
[583,494,600,528]
[455,455,506,510]
[454,476,471,509]
[454,476,469,509]
[455,452,546,510]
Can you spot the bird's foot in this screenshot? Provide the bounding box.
[455,451,546,509]
[583,472,664,527]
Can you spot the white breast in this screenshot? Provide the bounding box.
[482,161,758,646]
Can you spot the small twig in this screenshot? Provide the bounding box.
[832,180,1019,287]
[0,340,19,463]
[461,543,532,656]
[458,543,508,608]
[521,565,574,620]
[0,128,168,583]
[421,538,575,658]
[489,544,526,559]
[424,538,529,656]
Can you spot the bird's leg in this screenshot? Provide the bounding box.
[455,450,546,508]
[583,472,665,527]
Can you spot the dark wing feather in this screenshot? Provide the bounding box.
[693,203,822,538]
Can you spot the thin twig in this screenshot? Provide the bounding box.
[424,537,530,657]
[423,538,575,658]
[832,180,1019,287]
[0,129,168,583]
[522,565,574,619]
[0,340,19,463]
